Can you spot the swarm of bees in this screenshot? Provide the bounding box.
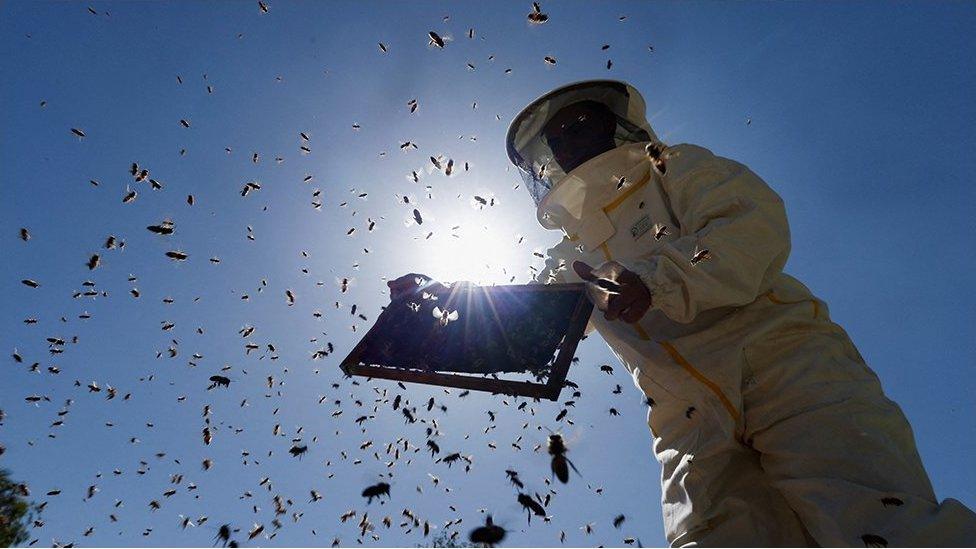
[5,3,674,548]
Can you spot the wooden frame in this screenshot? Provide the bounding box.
[340,283,593,401]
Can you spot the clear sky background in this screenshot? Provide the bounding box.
[2,1,974,547]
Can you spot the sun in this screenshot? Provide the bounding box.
[420,224,527,286]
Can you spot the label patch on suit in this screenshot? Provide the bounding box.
[630,214,652,240]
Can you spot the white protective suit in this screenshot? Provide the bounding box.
[509,81,976,547]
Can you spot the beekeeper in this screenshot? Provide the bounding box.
[503,79,976,546]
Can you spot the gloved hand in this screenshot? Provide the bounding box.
[573,260,652,323]
[387,273,448,300]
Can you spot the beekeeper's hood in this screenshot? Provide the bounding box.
[505,80,657,229]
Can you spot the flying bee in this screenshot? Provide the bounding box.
[179,119,190,128]
[166,250,189,261]
[613,514,626,528]
[505,469,524,490]
[208,375,230,389]
[615,175,628,190]
[288,444,308,459]
[527,2,549,24]
[690,246,711,266]
[516,493,546,523]
[547,433,581,484]
[122,188,137,203]
[257,1,269,13]
[543,55,557,66]
[22,279,39,288]
[247,523,264,540]
[653,223,670,240]
[412,208,423,225]
[428,31,445,49]
[19,228,30,241]
[469,515,506,547]
[285,290,295,306]
[361,481,390,504]
[432,306,459,327]
[86,254,100,270]
[71,128,86,138]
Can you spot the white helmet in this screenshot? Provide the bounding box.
[505,80,657,206]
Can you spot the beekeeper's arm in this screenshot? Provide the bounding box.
[623,145,791,324]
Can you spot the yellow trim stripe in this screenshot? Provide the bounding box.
[658,341,741,421]
[632,323,651,341]
[592,229,740,424]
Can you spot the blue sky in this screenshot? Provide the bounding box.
[1,1,974,547]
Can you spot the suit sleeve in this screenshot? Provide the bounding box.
[622,147,791,324]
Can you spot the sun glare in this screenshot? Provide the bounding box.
[421,224,527,286]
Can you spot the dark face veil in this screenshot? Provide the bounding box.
[506,80,658,207]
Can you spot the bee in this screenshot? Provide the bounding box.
[19,228,30,241]
[257,1,269,13]
[613,514,626,528]
[146,221,174,234]
[165,250,189,261]
[122,188,137,204]
[288,444,308,459]
[361,481,390,504]
[208,375,231,389]
[432,306,459,327]
[547,433,580,484]
[527,2,549,24]
[516,493,546,523]
[187,194,195,205]
[600,364,614,375]
[653,223,670,240]
[615,175,628,189]
[247,523,264,540]
[240,181,261,197]
[285,290,295,306]
[84,254,100,271]
[71,128,86,138]
[690,246,711,266]
[428,31,445,49]
[179,119,190,128]
[378,42,388,53]
[469,515,506,546]
[104,235,118,249]
[544,55,557,66]
[22,279,40,288]
[505,469,524,490]
[214,524,232,547]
